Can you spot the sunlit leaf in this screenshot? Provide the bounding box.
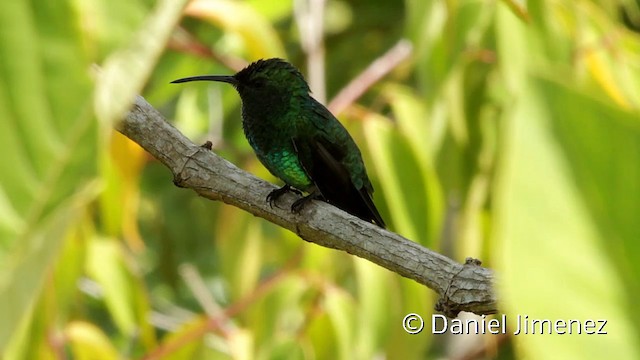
[0,0,98,352]
[246,0,293,22]
[185,0,286,60]
[353,259,391,359]
[382,85,445,243]
[86,237,137,336]
[324,287,356,360]
[99,132,146,251]
[66,321,119,360]
[494,77,640,359]
[584,48,630,108]
[216,209,263,300]
[95,0,188,126]
[364,117,429,243]
[535,76,640,325]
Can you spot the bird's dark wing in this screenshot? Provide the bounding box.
[292,135,385,228]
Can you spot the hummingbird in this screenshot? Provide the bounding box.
[171,58,385,228]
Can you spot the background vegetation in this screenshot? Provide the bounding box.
[1,0,639,358]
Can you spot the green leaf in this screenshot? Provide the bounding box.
[535,75,640,327]
[494,77,640,359]
[66,321,120,360]
[184,0,286,60]
[353,258,391,359]
[87,237,137,335]
[94,0,189,126]
[382,84,445,243]
[85,235,156,350]
[364,117,430,244]
[324,287,356,360]
[0,0,97,352]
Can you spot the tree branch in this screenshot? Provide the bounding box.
[118,95,498,317]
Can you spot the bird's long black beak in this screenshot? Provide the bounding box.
[170,75,237,85]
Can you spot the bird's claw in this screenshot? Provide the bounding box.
[266,185,302,208]
[290,192,319,213]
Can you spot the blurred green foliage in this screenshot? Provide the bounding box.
[1,0,640,358]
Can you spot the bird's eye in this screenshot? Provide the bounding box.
[252,78,267,89]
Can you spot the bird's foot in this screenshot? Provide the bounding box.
[266,185,302,208]
[291,192,321,213]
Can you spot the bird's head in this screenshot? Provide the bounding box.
[171,58,311,105]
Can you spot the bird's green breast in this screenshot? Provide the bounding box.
[259,149,312,190]
[242,109,313,191]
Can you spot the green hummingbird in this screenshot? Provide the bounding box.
[172,58,385,227]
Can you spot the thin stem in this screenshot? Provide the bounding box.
[328,40,412,114]
[295,0,327,103]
